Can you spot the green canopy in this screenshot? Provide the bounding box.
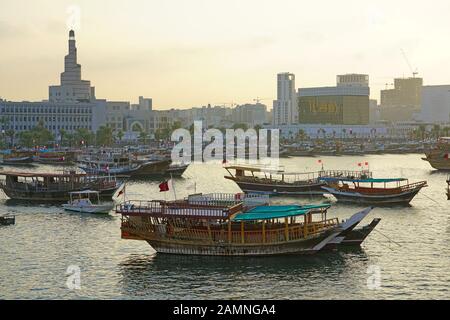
[232,204,331,221]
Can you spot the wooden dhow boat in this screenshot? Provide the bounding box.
[0,152,34,165]
[446,175,450,200]
[0,170,124,202]
[77,152,173,177]
[116,193,379,256]
[321,177,427,205]
[224,165,372,196]
[34,151,75,165]
[422,137,450,170]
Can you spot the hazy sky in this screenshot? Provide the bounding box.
[1,0,450,109]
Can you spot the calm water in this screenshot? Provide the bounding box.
[1,155,449,299]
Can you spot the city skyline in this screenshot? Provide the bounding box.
[1,0,450,109]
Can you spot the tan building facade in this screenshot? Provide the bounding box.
[298,95,369,125]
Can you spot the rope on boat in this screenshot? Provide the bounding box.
[371,229,402,249]
[417,192,444,207]
[353,228,401,251]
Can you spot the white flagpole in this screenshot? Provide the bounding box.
[170,173,177,200]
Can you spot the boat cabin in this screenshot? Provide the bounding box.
[0,170,89,192]
[68,190,101,206]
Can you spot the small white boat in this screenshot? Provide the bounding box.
[62,190,114,214]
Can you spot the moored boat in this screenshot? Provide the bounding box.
[0,152,34,165]
[0,215,15,226]
[63,190,114,214]
[34,151,75,165]
[77,152,172,177]
[224,165,372,196]
[446,175,450,200]
[321,177,427,205]
[116,193,378,256]
[422,137,450,170]
[0,170,123,202]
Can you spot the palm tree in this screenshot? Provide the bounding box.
[96,126,113,146]
[139,129,148,144]
[116,130,124,143]
[442,127,450,137]
[59,129,66,147]
[431,124,441,139]
[5,129,15,147]
[0,116,9,147]
[417,125,427,141]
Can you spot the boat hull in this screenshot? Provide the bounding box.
[1,156,34,165]
[322,186,423,205]
[422,157,450,170]
[62,204,113,214]
[0,183,122,202]
[226,177,326,195]
[143,232,336,256]
[324,218,381,249]
[80,160,172,177]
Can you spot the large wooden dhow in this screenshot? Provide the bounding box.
[446,175,450,200]
[117,193,379,256]
[77,152,177,177]
[224,165,372,196]
[321,177,427,206]
[422,137,450,170]
[0,151,34,165]
[0,170,123,201]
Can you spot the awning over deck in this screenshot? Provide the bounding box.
[232,204,331,221]
[320,177,407,183]
[225,165,285,174]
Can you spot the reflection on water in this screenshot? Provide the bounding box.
[118,248,370,299]
[1,155,450,299]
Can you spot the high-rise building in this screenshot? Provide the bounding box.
[273,73,297,126]
[232,103,268,127]
[297,74,370,125]
[379,77,423,122]
[416,85,450,123]
[381,77,422,108]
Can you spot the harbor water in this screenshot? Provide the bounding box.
[0,154,449,299]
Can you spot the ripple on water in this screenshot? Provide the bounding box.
[1,156,450,299]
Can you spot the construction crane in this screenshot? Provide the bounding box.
[216,102,237,107]
[401,49,419,78]
[253,97,273,104]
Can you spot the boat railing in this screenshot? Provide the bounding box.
[121,217,340,244]
[318,170,372,179]
[116,200,239,219]
[187,193,269,207]
[236,170,372,184]
[399,181,428,192]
